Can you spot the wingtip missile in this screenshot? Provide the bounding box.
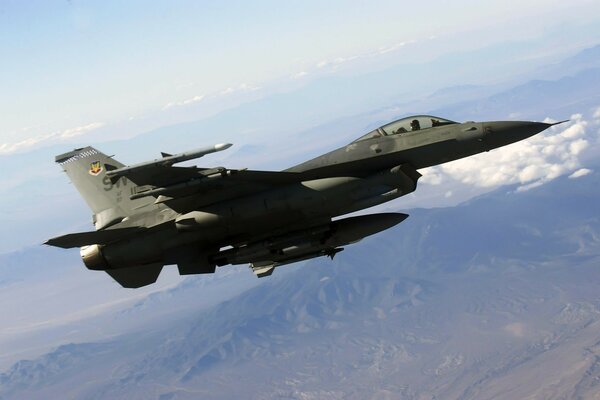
[214,143,233,151]
[160,143,233,165]
[106,143,234,178]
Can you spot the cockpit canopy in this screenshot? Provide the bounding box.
[354,115,457,142]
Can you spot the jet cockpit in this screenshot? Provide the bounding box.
[354,115,457,142]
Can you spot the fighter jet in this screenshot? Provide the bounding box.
[46,115,564,288]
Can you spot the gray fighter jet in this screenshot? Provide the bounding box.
[46,115,564,288]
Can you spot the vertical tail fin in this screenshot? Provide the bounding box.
[55,147,148,229]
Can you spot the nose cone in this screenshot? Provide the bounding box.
[484,121,553,149]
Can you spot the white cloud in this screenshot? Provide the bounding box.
[422,114,590,191]
[0,122,105,154]
[60,122,105,139]
[316,60,329,69]
[515,180,545,193]
[314,40,416,72]
[162,94,205,110]
[238,83,260,91]
[316,55,361,69]
[569,168,592,179]
[420,169,444,185]
[333,55,358,64]
[377,41,411,55]
[182,95,205,105]
[292,71,308,79]
[594,107,600,120]
[162,83,261,111]
[219,83,261,96]
[0,135,53,154]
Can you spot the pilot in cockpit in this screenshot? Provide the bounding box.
[410,119,421,131]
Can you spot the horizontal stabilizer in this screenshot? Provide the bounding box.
[106,263,163,288]
[45,227,142,249]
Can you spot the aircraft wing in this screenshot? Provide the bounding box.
[116,165,304,212]
[104,142,300,188]
[107,164,204,188]
[116,166,302,189]
[107,165,300,188]
[98,143,305,212]
[45,227,144,248]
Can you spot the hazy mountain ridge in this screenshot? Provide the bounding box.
[433,67,600,121]
[0,247,78,286]
[2,172,599,399]
[535,44,600,80]
[0,343,111,392]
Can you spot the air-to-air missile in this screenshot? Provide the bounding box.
[105,143,232,179]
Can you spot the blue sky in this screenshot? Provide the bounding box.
[2,0,600,153]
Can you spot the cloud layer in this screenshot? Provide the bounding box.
[162,95,205,110]
[0,122,104,155]
[162,83,261,111]
[421,114,593,192]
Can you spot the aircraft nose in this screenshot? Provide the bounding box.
[484,121,554,149]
